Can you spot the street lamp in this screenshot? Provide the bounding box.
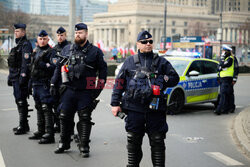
[219,0,223,56]
[163,0,167,50]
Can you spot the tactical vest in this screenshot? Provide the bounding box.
[220,55,234,78]
[30,47,53,80]
[124,54,160,104]
[7,39,26,68]
[67,44,94,81]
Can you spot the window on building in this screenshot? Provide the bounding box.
[172,21,176,26]
[147,20,150,23]
[184,21,187,26]
[160,20,163,23]
[172,29,176,34]
[238,7,240,11]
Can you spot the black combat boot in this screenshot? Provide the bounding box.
[126,132,144,167]
[38,104,55,144]
[14,100,30,135]
[54,115,73,154]
[149,133,166,167]
[53,104,60,133]
[77,109,94,158]
[29,104,45,140]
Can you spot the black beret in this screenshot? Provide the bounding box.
[75,23,88,31]
[57,26,66,34]
[137,30,152,41]
[38,30,48,37]
[14,23,26,30]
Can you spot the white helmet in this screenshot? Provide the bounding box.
[222,44,232,51]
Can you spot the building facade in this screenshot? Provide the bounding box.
[89,0,249,49]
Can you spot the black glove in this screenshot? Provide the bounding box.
[19,76,27,88]
[7,77,12,86]
[50,84,57,96]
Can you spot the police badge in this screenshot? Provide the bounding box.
[24,53,29,59]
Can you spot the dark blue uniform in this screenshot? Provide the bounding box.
[51,39,70,132]
[111,50,179,167]
[52,40,107,155]
[216,54,234,114]
[7,35,33,135]
[29,44,57,144]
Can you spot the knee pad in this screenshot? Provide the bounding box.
[78,110,92,122]
[16,100,27,108]
[41,103,51,112]
[127,132,144,146]
[149,133,166,150]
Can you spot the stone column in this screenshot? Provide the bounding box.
[108,28,112,48]
[232,28,235,43]
[155,28,159,46]
[117,28,121,47]
[104,28,108,48]
[94,28,97,45]
[227,28,231,42]
[236,29,239,44]
[223,28,226,42]
[246,30,249,45]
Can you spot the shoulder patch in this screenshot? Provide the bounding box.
[24,53,29,59]
[52,58,58,65]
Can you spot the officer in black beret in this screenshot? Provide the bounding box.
[28,30,57,144]
[111,30,179,166]
[53,23,107,157]
[7,23,33,135]
[50,26,70,133]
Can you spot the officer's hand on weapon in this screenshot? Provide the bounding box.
[50,84,57,96]
[7,77,12,86]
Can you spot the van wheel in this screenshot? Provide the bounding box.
[167,90,184,115]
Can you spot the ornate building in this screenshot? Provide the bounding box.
[87,0,249,49]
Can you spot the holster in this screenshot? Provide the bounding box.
[59,84,67,95]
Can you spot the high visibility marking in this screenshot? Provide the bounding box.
[0,150,6,167]
[205,152,244,166]
[1,108,16,111]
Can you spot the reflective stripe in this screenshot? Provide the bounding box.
[220,56,234,77]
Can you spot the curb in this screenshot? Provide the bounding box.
[232,107,250,159]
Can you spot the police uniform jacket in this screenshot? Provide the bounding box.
[111,51,179,113]
[218,55,234,82]
[51,41,107,97]
[53,40,69,56]
[31,44,56,85]
[8,36,33,82]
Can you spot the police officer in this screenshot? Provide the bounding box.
[215,44,235,115]
[28,30,56,144]
[53,23,107,157]
[111,30,179,167]
[7,23,33,135]
[51,26,70,132]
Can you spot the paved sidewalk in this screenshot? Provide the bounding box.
[232,106,250,159]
